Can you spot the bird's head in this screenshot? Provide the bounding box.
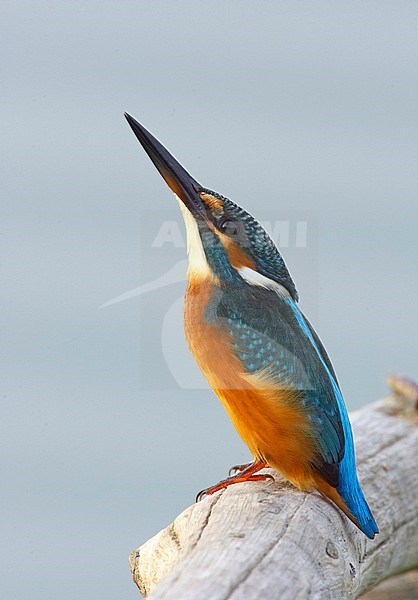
[125,113,298,301]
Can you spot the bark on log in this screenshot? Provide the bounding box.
[130,379,418,599]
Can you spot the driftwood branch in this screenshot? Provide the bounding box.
[130,378,418,599]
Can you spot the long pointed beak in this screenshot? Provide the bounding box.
[124,113,206,217]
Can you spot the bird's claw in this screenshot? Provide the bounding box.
[228,462,253,477]
[196,489,209,502]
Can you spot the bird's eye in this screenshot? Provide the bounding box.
[218,217,239,236]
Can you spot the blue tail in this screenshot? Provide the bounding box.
[338,476,379,539]
[332,383,379,539]
[325,363,378,538]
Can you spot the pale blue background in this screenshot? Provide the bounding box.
[2,2,417,598]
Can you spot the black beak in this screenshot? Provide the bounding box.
[124,113,206,217]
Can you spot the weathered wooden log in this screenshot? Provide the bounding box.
[130,379,418,599]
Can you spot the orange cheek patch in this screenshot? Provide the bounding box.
[223,238,256,270]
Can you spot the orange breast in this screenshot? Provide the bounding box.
[184,277,319,490]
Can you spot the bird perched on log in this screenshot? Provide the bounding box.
[124,113,379,540]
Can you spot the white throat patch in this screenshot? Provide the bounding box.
[237,266,291,298]
[176,196,212,278]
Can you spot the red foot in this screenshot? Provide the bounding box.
[196,460,272,502]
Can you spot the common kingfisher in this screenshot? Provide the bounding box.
[124,113,379,540]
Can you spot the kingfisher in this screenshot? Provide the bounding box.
[124,113,379,539]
